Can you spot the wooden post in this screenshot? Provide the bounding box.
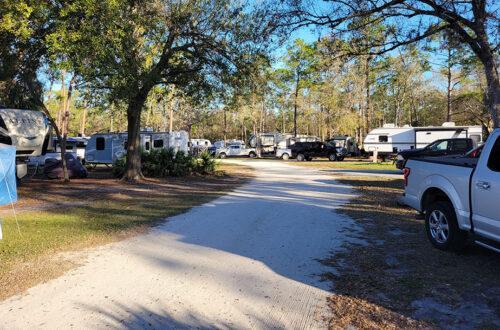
[373,149,378,163]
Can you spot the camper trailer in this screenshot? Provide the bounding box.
[85,131,189,165]
[363,123,483,156]
[327,136,360,156]
[52,137,88,162]
[190,139,211,148]
[0,108,52,178]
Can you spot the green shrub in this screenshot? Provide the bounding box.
[113,148,217,178]
[196,151,216,174]
[112,156,127,178]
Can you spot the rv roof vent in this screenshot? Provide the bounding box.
[383,123,396,128]
[442,122,456,127]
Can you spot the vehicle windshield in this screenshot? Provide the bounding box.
[331,139,345,148]
[426,140,448,151]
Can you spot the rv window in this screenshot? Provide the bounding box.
[378,135,388,142]
[145,141,150,151]
[154,139,163,148]
[487,137,500,172]
[96,137,105,150]
[66,145,74,150]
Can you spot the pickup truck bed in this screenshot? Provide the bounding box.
[412,156,478,168]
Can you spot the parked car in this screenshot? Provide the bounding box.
[276,147,291,160]
[216,144,257,159]
[395,138,476,169]
[291,141,341,161]
[399,128,500,252]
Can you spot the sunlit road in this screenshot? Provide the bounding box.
[0,160,360,329]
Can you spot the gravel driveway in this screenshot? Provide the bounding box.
[0,160,360,329]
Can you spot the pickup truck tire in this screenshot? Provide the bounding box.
[296,154,305,161]
[249,152,256,158]
[219,152,227,159]
[281,153,290,160]
[425,201,467,252]
[328,154,337,161]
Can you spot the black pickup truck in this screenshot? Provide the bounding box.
[395,138,475,169]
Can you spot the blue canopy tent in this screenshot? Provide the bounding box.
[0,145,17,239]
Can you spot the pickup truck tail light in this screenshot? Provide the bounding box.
[403,167,411,186]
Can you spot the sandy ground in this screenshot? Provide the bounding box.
[0,160,360,329]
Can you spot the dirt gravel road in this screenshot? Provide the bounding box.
[0,160,360,329]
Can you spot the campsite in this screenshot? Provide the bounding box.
[0,1,499,329]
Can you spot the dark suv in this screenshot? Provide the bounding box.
[291,141,340,161]
[395,138,475,169]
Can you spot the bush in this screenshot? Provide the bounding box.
[195,151,216,174]
[112,156,127,178]
[113,148,217,178]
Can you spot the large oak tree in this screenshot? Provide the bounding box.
[57,0,274,180]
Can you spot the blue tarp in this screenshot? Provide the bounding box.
[0,145,17,206]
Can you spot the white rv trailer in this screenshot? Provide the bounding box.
[363,122,483,156]
[190,139,211,148]
[0,108,53,178]
[85,131,189,165]
[52,137,88,162]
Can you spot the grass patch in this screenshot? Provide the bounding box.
[290,159,397,171]
[324,175,500,329]
[0,163,253,301]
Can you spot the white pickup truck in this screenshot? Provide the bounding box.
[400,128,500,252]
[216,144,257,159]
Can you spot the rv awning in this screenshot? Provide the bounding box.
[0,144,17,206]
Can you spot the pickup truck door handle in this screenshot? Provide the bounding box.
[476,181,491,190]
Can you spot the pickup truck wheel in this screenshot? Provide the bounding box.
[281,153,290,160]
[425,201,467,252]
[328,154,337,161]
[296,154,305,161]
[219,152,227,159]
[249,152,256,158]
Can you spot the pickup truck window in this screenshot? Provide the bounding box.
[451,139,468,151]
[429,140,448,151]
[487,137,500,172]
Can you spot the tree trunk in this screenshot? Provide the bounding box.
[364,56,372,136]
[480,51,500,128]
[60,76,75,183]
[223,107,227,141]
[169,100,174,133]
[80,104,87,136]
[56,72,65,129]
[446,46,453,122]
[124,92,148,181]
[293,74,300,137]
